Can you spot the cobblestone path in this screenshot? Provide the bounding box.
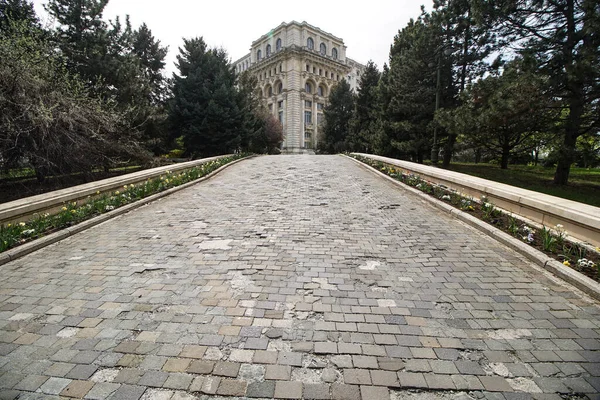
[1,155,599,400]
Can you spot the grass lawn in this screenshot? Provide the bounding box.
[442,163,600,208]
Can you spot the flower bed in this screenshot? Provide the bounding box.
[0,154,246,253]
[352,154,600,281]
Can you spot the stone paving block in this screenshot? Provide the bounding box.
[137,371,168,388]
[247,381,275,398]
[370,370,399,387]
[39,377,71,395]
[253,350,278,364]
[163,373,193,390]
[343,369,371,385]
[84,382,120,399]
[216,379,247,396]
[245,338,269,350]
[162,358,191,373]
[107,384,145,400]
[331,383,360,400]
[212,361,240,377]
[13,375,48,392]
[304,383,331,399]
[265,365,291,380]
[274,381,302,399]
[315,342,338,355]
[278,351,303,366]
[66,364,98,380]
[186,360,214,375]
[479,376,514,392]
[360,385,389,400]
[61,380,95,398]
[424,373,456,390]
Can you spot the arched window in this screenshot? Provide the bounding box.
[307,37,314,50]
[318,86,324,97]
[320,43,326,56]
[276,38,282,51]
[267,85,273,96]
[276,82,283,94]
[305,82,312,93]
[266,44,271,57]
[257,49,262,60]
[332,48,338,59]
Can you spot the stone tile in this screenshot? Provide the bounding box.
[331,383,360,400]
[265,365,291,380]
[274,381,302,399]
[247,381,275,398]
[213,361,240,377]
[304,383,331,399]
[360,385,389,400]
[107,384,146,400]
[61,380,95,398]
[216,379,247,396]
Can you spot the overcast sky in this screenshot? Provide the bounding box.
[31,0,426,74]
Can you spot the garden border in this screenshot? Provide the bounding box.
[0,156,251,267]
[344,154,600,302]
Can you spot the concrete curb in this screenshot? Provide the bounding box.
[344,155,600,302]
[0,156,252,267]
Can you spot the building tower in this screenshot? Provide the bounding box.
[234,21,365,153]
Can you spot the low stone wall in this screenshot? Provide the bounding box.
[0,155,228,225]
[352,153,600,248]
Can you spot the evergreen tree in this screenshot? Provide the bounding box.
[385,13,440,163]
[320,79,354,153]
[438,58,554,169]
[169,37,242,157]
[349,60,381,152]
[45,0,110,86]
[0,0,38,31]
[431,0,498,166]
[477,0,600,184]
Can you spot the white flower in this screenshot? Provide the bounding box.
[442,195,451,201]
[556,224,564,229]
[105,205,115,211]
[21,229,35,236]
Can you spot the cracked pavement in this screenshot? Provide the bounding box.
[1,155,599,400]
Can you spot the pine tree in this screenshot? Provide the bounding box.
[349,60,380,152]
[477,0,600,184]
[169,37,242,157]
[320,79,354,153]
[439,58,554,169]
[0,0,38,31]
[385,14,440,163]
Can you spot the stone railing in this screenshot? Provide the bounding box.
[0,155,229,226]
[352,153,600,248]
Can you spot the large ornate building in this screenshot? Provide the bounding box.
[234,21,365,152]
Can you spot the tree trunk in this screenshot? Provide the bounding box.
[475,148,481,164]
[554,0,584,185]
[500,146,510,169]
[442,134,456,167]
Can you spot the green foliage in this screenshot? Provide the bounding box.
[320,79,355,153]
[540,226,557,252]
[476,0,600,185]
[169,37,242,157]
[348,61,381,152]
[0,19,148,182]
[438,58,555,169]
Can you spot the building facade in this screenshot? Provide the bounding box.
[234,21,365,152]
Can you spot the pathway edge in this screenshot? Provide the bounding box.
[0,156,253,267]
[344,154,600,302]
